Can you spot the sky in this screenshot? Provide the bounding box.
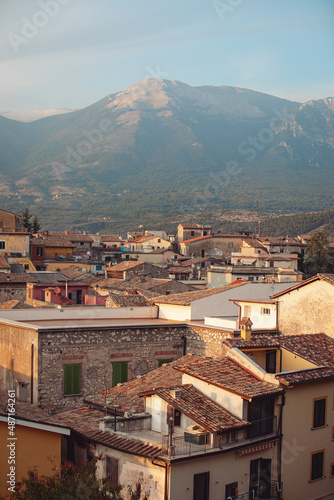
[0,0,333,117]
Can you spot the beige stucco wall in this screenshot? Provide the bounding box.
[0,233,30,254]
[277,280,334,337]
[168,446,279,500]
[95,445,165,500]
[0,323,39,404]
[282,379,334,500]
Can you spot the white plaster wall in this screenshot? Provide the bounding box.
[241,302,277,329]
[189,282,294,321]
[0,306,159,323]
[182,373,245,419]
[157,304,191,321]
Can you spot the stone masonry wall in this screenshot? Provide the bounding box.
[39,325,187,411]
[186,325,233,358]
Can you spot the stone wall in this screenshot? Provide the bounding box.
[38,325,187,411]
[186,325,233,358]
[0,285,27,304]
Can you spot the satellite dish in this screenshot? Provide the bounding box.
[22,252,26,257]
[8,258,12,264]
[54,287,61,294]
[87,251,91,255]
[82,268,86,272]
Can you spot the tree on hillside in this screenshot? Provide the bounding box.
[32,215,41,233]
[1,458,149,500]
[20,207,32,233]
[20,208,42,234]
[304,231,334,276]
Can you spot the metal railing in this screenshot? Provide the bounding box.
[246,416,277,440]
[161,416,278,458]
[225,481,283,499]
[161,434,213,457]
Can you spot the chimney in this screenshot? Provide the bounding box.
[171,389,181,400]
[240,317,253,341]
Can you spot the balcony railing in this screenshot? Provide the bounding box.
[226,481,283,499]
[161,434,214,457]
[246,416,277,440]
[161,416,278,458]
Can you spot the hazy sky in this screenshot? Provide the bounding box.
[0,0,333,113]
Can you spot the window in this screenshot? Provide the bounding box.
[64,364,81,395]
[248,398,274,437]
[167,405,181,426]
[0,241,5,250]
[194,472,209,500]
[191,231,195,237]
[266,350,277,374]
[158,359,173,367]
[36,246,43,256]
[225,482,238,499]
[106,457,119,486]
[112,362,128,386]
[311,451,324,481]
[261,308,271,315]
[313,398,326,429]
[228,242,233,248]
[330,463,334,477]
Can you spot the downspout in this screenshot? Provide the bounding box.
[232,301,242,329]
[277,391,285,498]
[152,458,168,500]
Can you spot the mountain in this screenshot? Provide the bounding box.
[0,79,333,231]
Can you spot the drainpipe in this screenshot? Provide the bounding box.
[277,391,285,497]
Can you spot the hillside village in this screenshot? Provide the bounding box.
[0,207,334,500]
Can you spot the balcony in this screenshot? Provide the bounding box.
[161,416,278,458]
[227,481,283,499]
[247,416,277,440]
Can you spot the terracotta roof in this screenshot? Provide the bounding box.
[0,390,69,430]
[39,236,75,248]
[107,295,149,307]
[147,385,249,433]
[27,271,70,283]
[168,266,192,274]
[0,300,34,309]
[85,360,184,414]
[107,261,145,272]
[101,235,122,242]
[180,257,209,267]
[151,282,246,305]
[174,355,282,400]
[276,367,334,386]
[225,334,334,385]
[0,273,39,283]
[55,407,161,458]
[0,256,11,269]
[181,235,213,244]
[60,266,91,279]
[243,238,268,251]
[271,274,334,298]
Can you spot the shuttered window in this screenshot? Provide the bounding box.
[64,364,81,395]
[106,457,119,486]
[112,362,128,386]
[313,398,326,428]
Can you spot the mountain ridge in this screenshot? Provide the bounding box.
[0,79,333,231]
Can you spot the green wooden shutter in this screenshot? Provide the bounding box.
[112,362,128,386]
[64,364,81,395]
